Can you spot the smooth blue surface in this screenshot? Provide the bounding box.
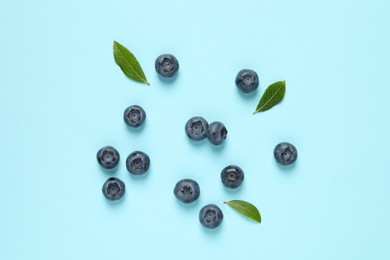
[1,0,389,259]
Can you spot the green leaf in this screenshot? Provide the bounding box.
[113,41,149,85]
[253,80,286,114]
[224,200,261,223]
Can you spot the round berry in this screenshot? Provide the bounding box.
[173,179,200,204]
[126,151,150,175]
[102,177,125,201]
[206,121,227,145]
[185,116,209,141]
[123,105,146,128]
[274,142,298,165]
[235,69,259,93]
[199,204,223,229]
[96,146,120,169]
[221,165,244,189]
[155,54,179,77]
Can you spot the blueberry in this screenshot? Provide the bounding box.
[235,69,259,93]
[206,121,227,145]
[185,116,209,141]
[102,177,125,201]
[96,146,120,169]
[221,165,244,189]
[274,142,298,165]
[123,105,146,128]
[199,204,223,229]
[155,54,179,77]
[126,151,150,175]
[173,179,200,203]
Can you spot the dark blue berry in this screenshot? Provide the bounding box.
[235,69,259,93]
[274,142,298,165]
[199,204,223,229]
[206,121,227,145]
[155,54,179,77]
[173,179,200,204]
[102,177,125,201]
[96,146,120,169]
[126,151,150,175]
[123,105,146,128]
[221,165,244,189]
[185,116,209,141]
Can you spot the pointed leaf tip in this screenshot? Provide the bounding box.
[113,41,149,86]
[225,200,261,223]
[254,80,286,114]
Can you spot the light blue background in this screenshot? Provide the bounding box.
[1,0,389,259]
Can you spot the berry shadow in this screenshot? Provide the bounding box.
[236,88,259,99]
[276,161,297,172]
[104,195,126,206]
[156,72,179,86]
[200,222,223,235]
[210,142,226,153]
[98,165,119,175]
[175,199,200,209]
[222,184,244,194]
[124,121,146,134]
[128,171,151,181]
[187,138,208,147]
